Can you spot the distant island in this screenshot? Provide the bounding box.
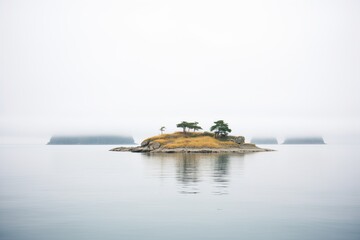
[48,135,135,145]
[283,137,325,144]
[251,137,278,144]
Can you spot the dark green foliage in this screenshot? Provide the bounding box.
[202,131,215,137]
[176,121,190,132]
[188,122,203,132]
[210,120,232,138]
[176,121,203,133]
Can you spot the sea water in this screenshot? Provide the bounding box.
[0,144,359,240]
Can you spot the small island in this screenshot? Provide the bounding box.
[48,135,135,145]
[283,137,325,144]
[111,120,272,153]
[251,137,278,144]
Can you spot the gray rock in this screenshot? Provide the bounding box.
[149,141,161,150]
[233,136,245,144]
[131,146,150,152]
[141,139,150,147]
[109,147,132,151]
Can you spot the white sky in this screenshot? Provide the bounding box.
[0,0,359,143]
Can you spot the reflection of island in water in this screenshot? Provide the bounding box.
[143,153,244,195]
[176,154,200,194]
[213,155,230,195]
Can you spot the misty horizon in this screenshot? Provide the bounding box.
[1,0,359,144]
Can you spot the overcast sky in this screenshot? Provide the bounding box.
[0,0,359,143]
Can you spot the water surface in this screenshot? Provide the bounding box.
[0,144,359,240]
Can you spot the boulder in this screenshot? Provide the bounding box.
[149,141,161,150]
[141,139,150,147]
[229,136,245,144]
[131,146,150,152]
[109,147,132,151]
[233,136,245,144]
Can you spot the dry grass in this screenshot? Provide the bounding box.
[145,132,239,149]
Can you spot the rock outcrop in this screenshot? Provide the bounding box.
[227,136,245,144]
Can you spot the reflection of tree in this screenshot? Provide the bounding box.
[213,154,230,195]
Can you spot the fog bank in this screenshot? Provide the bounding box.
[1,0,359,144]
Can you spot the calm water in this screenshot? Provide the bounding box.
[0,144,359,240]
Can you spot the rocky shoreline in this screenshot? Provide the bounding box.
[110,138,273,153]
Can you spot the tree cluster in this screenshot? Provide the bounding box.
[176,121,203,132]
[210,120,232,138]
[175,120,232,138]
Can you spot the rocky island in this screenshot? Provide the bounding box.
[110,132,272,153]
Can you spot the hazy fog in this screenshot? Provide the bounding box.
[1,0,359,144]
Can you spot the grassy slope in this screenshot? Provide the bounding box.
[145,132,240,149]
